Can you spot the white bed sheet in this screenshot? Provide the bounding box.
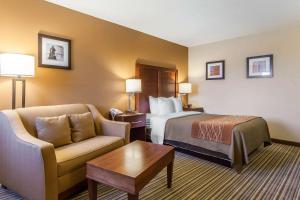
[149,111,201,144]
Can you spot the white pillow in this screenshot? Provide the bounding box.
[172,97,183,112]
[158,97,176,115]
[149,96,159,115]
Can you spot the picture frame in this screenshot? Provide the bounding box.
[206,60,225,80]
[38,33,71,70]
[247,54,273,78]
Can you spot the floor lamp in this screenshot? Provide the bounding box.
[0,53,35,109]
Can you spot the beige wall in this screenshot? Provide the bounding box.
[0,0,188,113]
[189,25,300,142]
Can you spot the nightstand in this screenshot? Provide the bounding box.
[113,113,146,142]
[183,107,204,112]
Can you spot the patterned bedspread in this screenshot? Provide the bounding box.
[191,115,259,145]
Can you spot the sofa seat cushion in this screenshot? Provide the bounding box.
[55,136,124,177]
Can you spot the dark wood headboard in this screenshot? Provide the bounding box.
[135,64,178,113]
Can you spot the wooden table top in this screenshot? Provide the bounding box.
[87,141,174,178]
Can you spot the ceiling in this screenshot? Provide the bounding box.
[46,0,300,47]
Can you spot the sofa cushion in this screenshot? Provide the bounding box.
[55,136,124,177]
[36,114,72,148]
[69,112,96,142]
[17,104,91,137]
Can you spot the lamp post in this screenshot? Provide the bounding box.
[0,53,35,109]
[125,79,141,113]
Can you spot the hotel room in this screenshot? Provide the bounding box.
[0,0,299,199]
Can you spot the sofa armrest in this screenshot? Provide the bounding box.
[0,111,58,200]
[87,104,131,144]
[101,119,131,144]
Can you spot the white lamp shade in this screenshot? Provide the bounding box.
[0,53,35,77]
[179,83,192,94]
[126,79,141,93]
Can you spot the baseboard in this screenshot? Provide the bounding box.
[1,184,7,189]
[271,138,300,147]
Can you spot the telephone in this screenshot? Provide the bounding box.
[110,108,123,120]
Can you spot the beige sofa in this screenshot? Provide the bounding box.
[0,104,130,200]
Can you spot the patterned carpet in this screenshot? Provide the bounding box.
[1,143,300,200]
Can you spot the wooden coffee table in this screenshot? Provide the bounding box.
[86,141,175,200]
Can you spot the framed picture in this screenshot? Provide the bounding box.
[38,33,71,70]
[247,54,273,78]
[206,60,225,80]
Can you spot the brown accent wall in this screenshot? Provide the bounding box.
[0,0,188,113]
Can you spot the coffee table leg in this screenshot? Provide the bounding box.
[88,179,97,200]
[128,193,139,200]
[167,160,174,188]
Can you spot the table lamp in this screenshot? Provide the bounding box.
[179,83,192,108]
[0,53,35,109]
[126,79,141,113]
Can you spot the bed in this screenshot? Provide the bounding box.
[136,63,271,172]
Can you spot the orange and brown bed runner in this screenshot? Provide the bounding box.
[191,115,259,145]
